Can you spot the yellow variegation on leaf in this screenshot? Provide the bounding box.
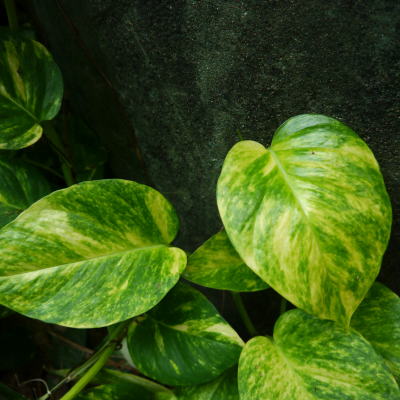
[217,114,392,329]
[0,179,186,328]
[238,309,400,399]
[0,27,63,149]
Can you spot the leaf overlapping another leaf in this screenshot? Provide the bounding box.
[238,309,400,399]
[0,28,63,149]
[217,114,392,329]
[0,179,186,327]
[128,282,244,386]
[184,229,268,292]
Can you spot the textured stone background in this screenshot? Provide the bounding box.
[29,0,399,335]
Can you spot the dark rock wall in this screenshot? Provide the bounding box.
[30,0,399,297]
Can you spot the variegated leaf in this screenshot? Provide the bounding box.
[217,114,392,329]
[175,365,239,399]
[0,157,51,229]
[351,282,400,379]
[76,383,176,400]
[0,28,63,149]
[183,229,268,291]
[238,309,400,399]
[127,282,244,386]
[0,179,186,328]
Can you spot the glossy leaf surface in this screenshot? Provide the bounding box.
[128,282,244,386]
[217,114,392,329]
[76,383,176,400]
[0,28,63,149]
[175,365,239,399]
[352,282,400,378]
[0,180,186,327]
[184,229,268,291]
[0,157,51,229]
[239,309,400,399]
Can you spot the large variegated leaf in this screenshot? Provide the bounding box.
[0,28,63,149]
[127,282,244,386]
[175,365,239,399]
[0,179,186,327]
[217,114,392,329]
[76,383,176,400]
[0,157,51,229]
[238,309,400,399]
[183,229,268,291]
[351,282,400,378]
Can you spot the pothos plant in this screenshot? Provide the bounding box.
[0,3,399,400]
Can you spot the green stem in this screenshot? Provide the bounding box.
[237,129,244,142]
[58,320,131,400]
[86,167,97,181]
[230,291,257,337]
[24,159,64,180]
[42,120,74,186]
[280,297,287,316]
[5,0,18,29]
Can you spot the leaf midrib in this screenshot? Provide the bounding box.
[0,90,40,124]
[0,244,170,278]
[268,147,329,283]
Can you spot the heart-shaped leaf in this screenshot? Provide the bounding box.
[351,282,400,378]
[184,229,268,291]
[76,383,176,400]
[239,309,400,399]
[217,114,392,329]
[127,282,244,386]
[0,28,63,149]
[0,179,186,327]
[0,157,51,229]
[174,365,239,399]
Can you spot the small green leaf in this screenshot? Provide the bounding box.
[351,282,400,378]
[0,157,51,229]
[0,179,186,327]
[217,114,392,329]
[68,115,108,173]
[0,27,63,149]
[76,382,176,400]
[184,229,268,291]
[175,365,239,399]
[128,282,244,386]
[238,309,400,399]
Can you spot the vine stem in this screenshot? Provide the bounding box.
[42,121,74,186]
[58,320,131,400]
[230,291,257,337]
[280,297,287,316]
[5,0,18,29]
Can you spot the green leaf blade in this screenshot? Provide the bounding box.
[239,309,400,399]
[175,365,239,399]
[0,27,63,149]
[184,229,268,291]
[0,157,51,229]
[217,114,392,329]
[352,282,400,378]
[128,282,244,386]
[0,180,186,327]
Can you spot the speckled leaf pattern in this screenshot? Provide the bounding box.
[175,365,239,399]
[128,282,244,386]
[239,309,400,399]
[351,282,400,379]
[217,114,392,329]
[184,229,268,291]
[0,157,51,229]
[0,28,63,149]
[76,383,176,400]
[0,179,186,327]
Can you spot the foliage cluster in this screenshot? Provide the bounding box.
[0,3,399,400]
